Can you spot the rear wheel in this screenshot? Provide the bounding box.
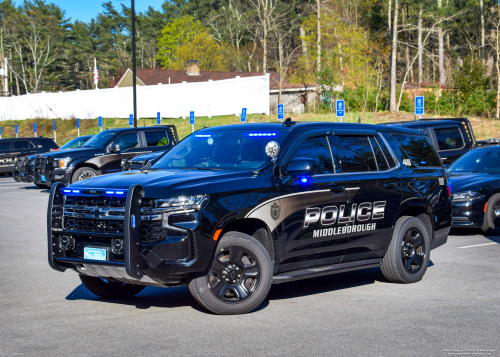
[79,275,145,299]
[71,167,100,183]
[381,216,431,284]
[481,193,500,235]
[189,232,273,315]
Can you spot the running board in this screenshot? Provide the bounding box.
[272,258,383,284]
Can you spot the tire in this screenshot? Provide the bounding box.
[71,167,100,183]
[381,216,431,284]
[189,232,273,315]
[481,193,500,235]
[79,275,145,299]
[34,183,48,189]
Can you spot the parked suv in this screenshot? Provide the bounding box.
[13,135,93,187]
[48,121,451,314]
[35,126,178,187]
[0,137,58,175]
[382,118,477,165]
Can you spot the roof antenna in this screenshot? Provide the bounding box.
[282,117,296,127]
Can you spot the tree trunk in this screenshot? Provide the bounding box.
[390,0,399,112]
[388,0,392,35]
[317,0,321,75]
[496,24,500,119]
[438,0,445,86]
[404,5,413,82]
[299,26,309,59]
[481,0,485,61]
[418,3,423,84]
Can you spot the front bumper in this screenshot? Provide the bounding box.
[451,199,487,227]
[47,184,214,287]
[51,168,72,184]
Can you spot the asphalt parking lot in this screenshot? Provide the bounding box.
[0,175,498,357]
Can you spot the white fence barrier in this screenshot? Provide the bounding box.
[0,74,270,120]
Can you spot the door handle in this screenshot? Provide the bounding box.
[384,183,398,189]
[330,186,345,193]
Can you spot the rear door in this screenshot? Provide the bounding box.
[431,125,468,165]
[142,129,174,152]
[333,132,402,263]
[277,128,349,273]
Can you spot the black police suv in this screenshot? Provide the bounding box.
[13,135,93,187]
[0,137,58,175]
[449,145,500,234]
[382,118,478,166]
[122,151,164,171]
[48,121,451,314]
[35,126,178,187]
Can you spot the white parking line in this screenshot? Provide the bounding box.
[458,242,499,249]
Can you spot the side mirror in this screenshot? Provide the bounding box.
[109,144,120,153]
[284,157,318,177]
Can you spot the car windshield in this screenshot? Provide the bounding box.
[60,136,91,150]
[81,130,118,148]
[449,148,500,174]
[151,129,286,171]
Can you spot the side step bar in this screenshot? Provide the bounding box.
[272,258,382,284]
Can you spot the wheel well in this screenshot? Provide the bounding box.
[398,206,433,239]
[220,218,275,261]
[73,163,100,174]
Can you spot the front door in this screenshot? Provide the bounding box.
[333,134,402,263]
[277,132,349,273]
[99,132,143,174]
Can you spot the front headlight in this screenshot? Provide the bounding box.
[58,158,71,169]
[155,195,208,209]
[451,191,484,203]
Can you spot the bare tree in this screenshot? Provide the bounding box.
[437,0,445,86]
[389,0,399,111]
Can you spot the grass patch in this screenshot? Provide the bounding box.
[1,112,499,145]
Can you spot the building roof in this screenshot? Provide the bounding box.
[117,68,317,91]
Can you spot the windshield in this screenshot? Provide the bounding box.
[449,148,500,174]
[81,130,119,148]
[60,136,91,150]
[151,129,286,171]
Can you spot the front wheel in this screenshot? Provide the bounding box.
[481,193,500,235]
[71,167,100,183]
[381,216,431,284]
[79,275,145,299]
[189,232,273,315]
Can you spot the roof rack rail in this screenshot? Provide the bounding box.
[282,117,296,127]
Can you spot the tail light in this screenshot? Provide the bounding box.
[447,182,452,198]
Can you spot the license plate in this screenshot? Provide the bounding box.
[41,175,46,182]
[84,247,107,261]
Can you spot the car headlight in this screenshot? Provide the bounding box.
[155,195,208,209]
[58,158,71,169]
[451,191,484,203]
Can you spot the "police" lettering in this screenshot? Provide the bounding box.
[303,201,386,228]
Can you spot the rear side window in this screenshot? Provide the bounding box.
[338,136,377,172]
[145,131,169,147]
[391,134,442,167]
[377,135,397,168]
[290,136,334,174]
[14,141,34,150]
[0,141,11,151]
[434,127,464,150]
[42,140,58,149]
[369,137,389,171]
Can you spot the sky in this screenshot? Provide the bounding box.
[46,0,166,23]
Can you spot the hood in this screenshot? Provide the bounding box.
[450,172,499,191]
[44,147,102,159]
[68,168,260,197]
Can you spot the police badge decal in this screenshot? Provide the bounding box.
[270,202,280,220]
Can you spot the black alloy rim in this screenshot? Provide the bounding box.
[208,246,261,303]
[401,228,425,274]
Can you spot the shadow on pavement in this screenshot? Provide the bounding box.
[65,261,435,313]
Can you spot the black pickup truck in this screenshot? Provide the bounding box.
[382,118,478,166]
[35,126,178,187]
[0,137,58,175]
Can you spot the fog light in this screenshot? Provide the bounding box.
[59,235,75,250]
[112,239,124,254]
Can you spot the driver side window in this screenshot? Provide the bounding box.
[290,136,335,174]
[112,133,139,151]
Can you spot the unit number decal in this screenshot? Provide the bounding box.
[403,159,412,167]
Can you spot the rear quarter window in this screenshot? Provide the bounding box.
[391,134,442,167]
[0,141,11,151]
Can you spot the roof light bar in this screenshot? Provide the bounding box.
[249,133,277,137]
[195,134,212,138]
